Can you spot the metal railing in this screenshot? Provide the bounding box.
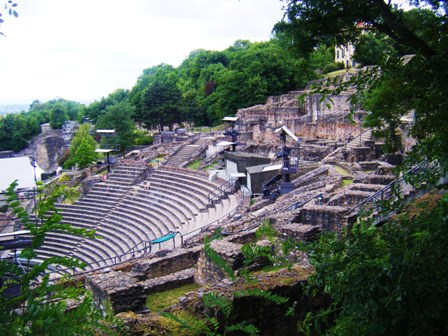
[282,193,324,212]
[208,179,233,206]
[184,187,247,240]
[346,160,431,216]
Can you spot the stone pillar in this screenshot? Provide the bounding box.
[195,240,243,286]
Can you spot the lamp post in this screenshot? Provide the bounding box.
[29,156,38,225]
[29,156,37,184]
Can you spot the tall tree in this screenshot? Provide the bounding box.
[82,89,129,124]
[140,72,183,131]
[49,103,68,129]
[96,101,136,151]
[277,1,448,172]
[64,123,97,169]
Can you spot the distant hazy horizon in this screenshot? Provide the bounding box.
[0,0,284,106]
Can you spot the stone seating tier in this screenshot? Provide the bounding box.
[98,215,154,246]
[148,180,210,209]
[112,202,172,235]
[144,182,207,211]
[57,203,111,216]
[59,217,140,252]
[137,187,200,218]
[39,232,123,264]
[152,170,223,195]
[120,197,183,232]
[127,190,193,222]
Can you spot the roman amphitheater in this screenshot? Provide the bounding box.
[2,78,433,333]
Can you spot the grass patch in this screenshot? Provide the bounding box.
[186,159,202,170]
[191,124,226,133]
[341,178,353,187]
[261,264,287,273]
[334,165,350,176]
[325,68,355,77]
[58,173,72,183]
[147,283,201,312]
[203,159,219,171]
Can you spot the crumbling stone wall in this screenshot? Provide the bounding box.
[195,240,244,286]
[237,88,358,143]
[301,205,348,232]
[19,129,66,172]
[86,247,201,313]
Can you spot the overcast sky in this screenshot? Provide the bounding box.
[0,0,285,105]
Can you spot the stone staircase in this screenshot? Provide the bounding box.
[33,161,242,274]
[164,137,208,167]
[346,129,372,149]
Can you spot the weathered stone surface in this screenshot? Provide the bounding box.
[327,190,372,207]
[87,271,144,313]
[236,87,358,144]
[348,183,385,192]
[281,224,321,242]
[302,205,348,231]
[195,240,243,286]
[86,248,202,313]
[143,268,196,297]
[19,129,66,172]
[130,247,201,281]
[354,174,395,185]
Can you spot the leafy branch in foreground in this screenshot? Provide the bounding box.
[164,225,294,335]
[0,180,120,335]
[299,191,448,336]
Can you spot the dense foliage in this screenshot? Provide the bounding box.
[129,39,321,128]
[276,0,448,172]
[96,101,136,152]
[0,181,118,335]
[62,123,97,169]
[2,34,336,152]
[0,99,83,152]
[301,192,448,335]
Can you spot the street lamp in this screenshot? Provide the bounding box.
[29,156,38,225]
[29,156,37,184]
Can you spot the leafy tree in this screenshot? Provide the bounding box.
[49,103,68,129]
[353,32,395,66]
[82,89,129,124]
[140,74,183,131]
[0,180,119,335]
[73,137,97,169]
[277,1,448,173]
[129,64,180,129]
[308,43,336,73]
[96,101,136,151]
[64,123,97,169]
[176,39,312,125]
[300,193,448,335]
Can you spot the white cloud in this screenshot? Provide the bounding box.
[0,0,284,104]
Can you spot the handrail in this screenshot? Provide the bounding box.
[184,188,246,239]
[346,160,430,215]
[208,180,233,206]
[282,193,323,212]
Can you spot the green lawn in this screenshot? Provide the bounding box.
[146,283,201,312]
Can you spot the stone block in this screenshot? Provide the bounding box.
[195,240,243,285]
[281,224,321,242]
[301,205,347,231]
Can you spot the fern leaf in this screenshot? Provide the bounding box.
[226,321,260,335]
[234,289,289,305]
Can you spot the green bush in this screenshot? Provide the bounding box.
[323,62,345,74]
